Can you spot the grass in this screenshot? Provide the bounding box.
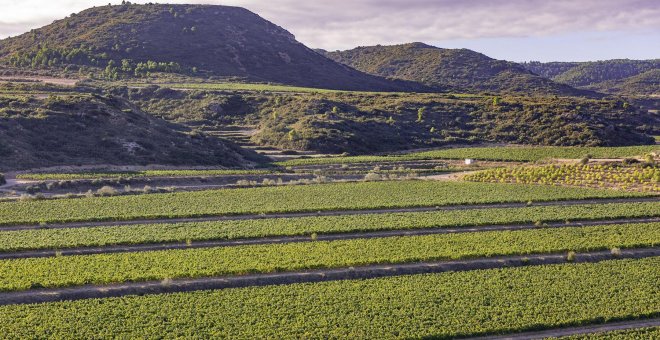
[0,258,656,338]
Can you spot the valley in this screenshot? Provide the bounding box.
[0,2,658,339]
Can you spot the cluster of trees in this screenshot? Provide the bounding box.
[5,46,186,79]
[6,47,96,68]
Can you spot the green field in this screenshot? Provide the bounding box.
[276,146,660,166]
[0,223,656,292]
[1,201,657,252]
[0,181,650,226]
[16,169,273,180]
[0,258,656,338]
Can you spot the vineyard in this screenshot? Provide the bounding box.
[0,148,659,338]
[466,163,660,192]
[0,180,648,225]
[0,201,657,252]
[0,258,657,338]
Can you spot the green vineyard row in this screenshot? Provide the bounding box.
[1,201,658,252]
[0,223,657,292]
[0,181,649,225]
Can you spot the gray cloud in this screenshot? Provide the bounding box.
[0,0,658,49]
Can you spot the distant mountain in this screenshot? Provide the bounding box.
[0,4,427,92]
[323,43,591,96]
[522,59,660,95]
[0,90,264,170]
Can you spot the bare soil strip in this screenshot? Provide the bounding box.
[2,197,658,231]
[469,318,660,340]
[1,217,658,260]
[0,248,657,306]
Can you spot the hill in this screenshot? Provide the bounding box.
[0,4,427,92]
[522,59,660,95]
[116,86,657,155]
[322,43,591,96]
[0,86,264,170]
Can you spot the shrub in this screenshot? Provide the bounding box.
[566,251,576,262]
[364,172,383,181]
[96,186,118,196]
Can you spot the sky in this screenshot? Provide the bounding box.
[0,0,658,62]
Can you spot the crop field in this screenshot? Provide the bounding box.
[0,258,657,338]
[16,169,274,180]
[0,201,657,252]
[466,163,660,192]
[276,146,660,166]
[0,180,648,225]
[1,154,658,338]
[1,222,658,292]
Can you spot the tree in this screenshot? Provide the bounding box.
[120,59,132,72]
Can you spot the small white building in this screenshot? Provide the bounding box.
[465,159,474,165]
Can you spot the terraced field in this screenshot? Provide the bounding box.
[276,146,660,166]
[0,168,657,338]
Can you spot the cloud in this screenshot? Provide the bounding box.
[0,0,658,50]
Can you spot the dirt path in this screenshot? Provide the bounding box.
[470,318,660,339]
[2,217,657,260]
[0,248,656,306]
[2,197,657,231]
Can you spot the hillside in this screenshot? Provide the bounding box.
[116,86,657,154]
[0,87,264,170]
[0,4,426,92]
[322,43,590,96]
[522,59,660,95]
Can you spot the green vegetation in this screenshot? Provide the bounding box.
[17,169,273,180]
[0,181,649,225]
[466,163,660,192]
[1,201,657,252]
[276,146,660,166]
[0,258,657,338]
[0,223,657,291]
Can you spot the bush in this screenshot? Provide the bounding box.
[96,186,118,196]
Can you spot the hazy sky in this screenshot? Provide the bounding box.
[0,0,658,62]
